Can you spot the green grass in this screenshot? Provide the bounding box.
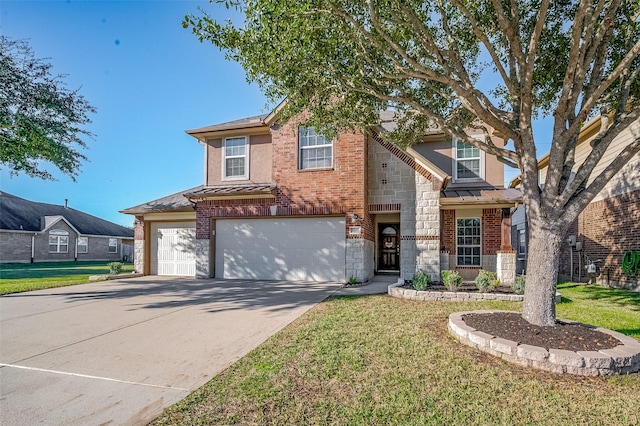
[0,261,134,294]
[557,281,640,338]
[153,285,640,426]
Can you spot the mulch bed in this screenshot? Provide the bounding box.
[463,312,622,351]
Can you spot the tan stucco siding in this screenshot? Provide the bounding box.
[412,134,505,188]
[205,133,272,186]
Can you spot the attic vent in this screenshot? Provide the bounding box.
[382,162,388,168]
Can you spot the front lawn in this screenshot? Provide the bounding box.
[557,282,640,339]
[0,261,134,295]
[153,284,640,425]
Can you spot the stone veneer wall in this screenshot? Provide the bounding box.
[497,251,516,285]
[134,240,144,274]
[368,137,441,281]
[346,238,375,282]
[195,240,210,278]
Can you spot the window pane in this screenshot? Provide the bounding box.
[457,159,480,179]
[78,237,88,253]
[299,126,332,169]
[226,158,245,177]
[225,138,245,156]
[456,217,481,267]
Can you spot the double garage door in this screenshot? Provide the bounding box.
[215,217,346,282]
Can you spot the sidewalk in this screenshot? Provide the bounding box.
[333,274,401,296]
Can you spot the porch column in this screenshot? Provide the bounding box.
[497,208,516,284]
[500,208,513,251]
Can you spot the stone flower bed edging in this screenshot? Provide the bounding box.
[449,310,640,376]
[387,280,561,303]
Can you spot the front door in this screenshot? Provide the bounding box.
[378,224,400,270]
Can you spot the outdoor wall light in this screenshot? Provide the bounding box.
[351,213,359,223]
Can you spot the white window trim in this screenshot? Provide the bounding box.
[452,137,485,182]
[456,217,482,266]
[77,237,88,254]
[108,238,118,253]
[298,126,333,170]
[49,229,69,253]
[222,136,249,180]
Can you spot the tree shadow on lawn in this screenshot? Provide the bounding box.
[558,282,640,311]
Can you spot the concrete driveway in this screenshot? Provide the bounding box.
[0,276,342,425]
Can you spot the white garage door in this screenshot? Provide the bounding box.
[216,218,345,282]
[150,222,196,276]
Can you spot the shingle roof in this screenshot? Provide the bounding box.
[185,114,270,135]
[120,186,202,214]
[0,191,134,237]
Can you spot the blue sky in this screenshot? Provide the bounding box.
[1,0,268,226]
[1,1,543,227]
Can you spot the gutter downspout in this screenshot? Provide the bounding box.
[31,233,36,263]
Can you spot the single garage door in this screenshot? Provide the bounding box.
[216,217,345,282]
[150,222,196,276]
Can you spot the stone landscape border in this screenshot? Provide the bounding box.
[448,310,640,376]
[387,280,561,303]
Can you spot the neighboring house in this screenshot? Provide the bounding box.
[510,116,640,290]
[122,109,521,283]
[0,192,134,263]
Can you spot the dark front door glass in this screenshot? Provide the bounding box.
[379,224,400,270]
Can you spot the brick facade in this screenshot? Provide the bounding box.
[482,208,503,256]
[0,226,126,263]
[130,114,517,282]
[559,189,640,290]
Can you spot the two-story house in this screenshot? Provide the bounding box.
[122,109,521,283]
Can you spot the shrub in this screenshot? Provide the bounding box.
[412,270,432,291]
[108,262,123,275]
[348,276,358,285]
[512,275,526,294]
[475,269,499,292]
[441,270,462,291]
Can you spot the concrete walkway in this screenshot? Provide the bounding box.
[0,277,342,425]
[334,274,400,296]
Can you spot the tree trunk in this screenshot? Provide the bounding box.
[522,226,565,326]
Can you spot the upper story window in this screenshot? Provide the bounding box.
[108,238,118,253]
[77,237,88,254]
[299,126,333,170]
[223,136,249,180]
[454,138,484,181]
[49,229,69,253]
